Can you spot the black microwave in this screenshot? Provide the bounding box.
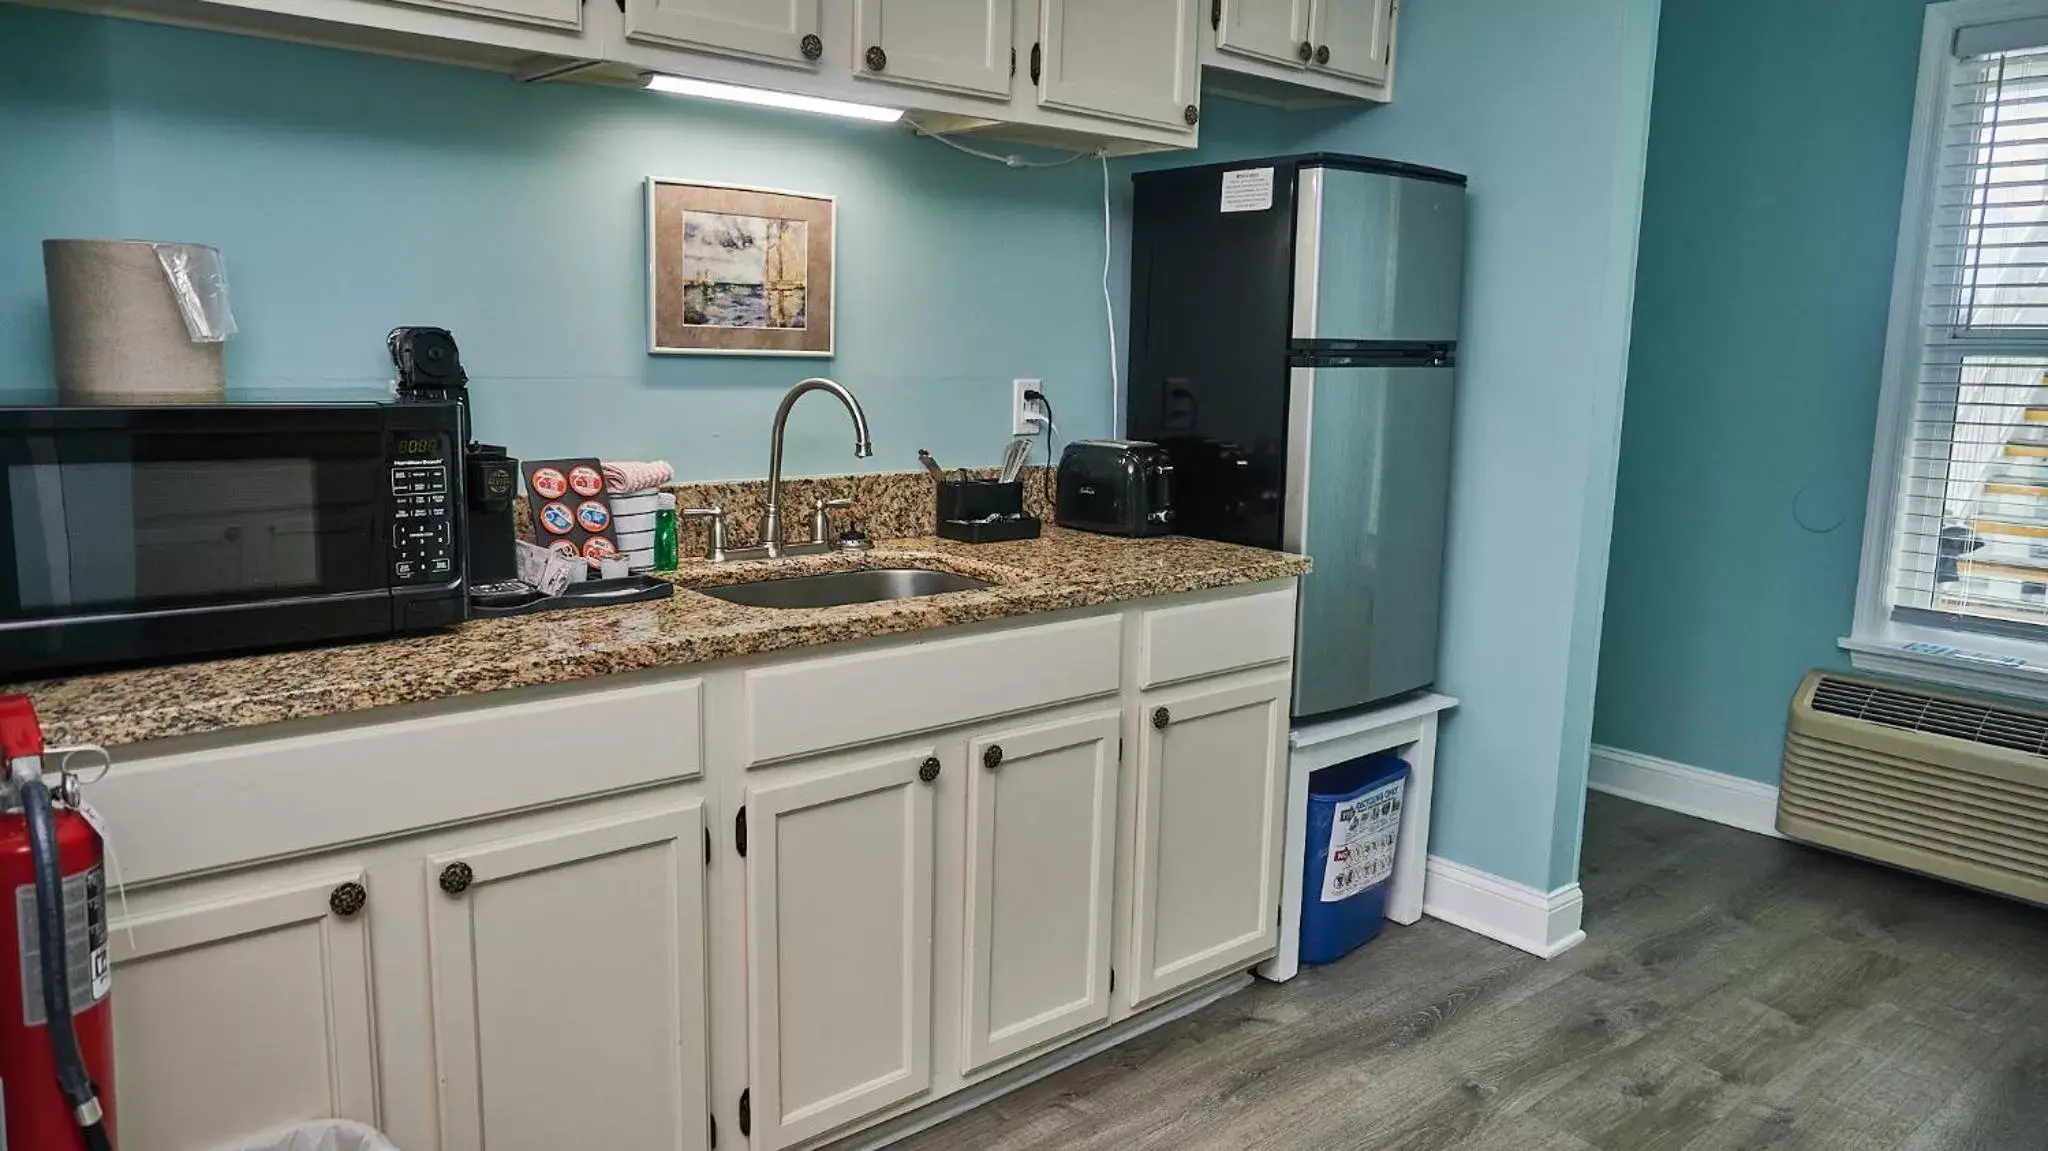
[0,401,467,677]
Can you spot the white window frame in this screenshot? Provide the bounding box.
[1849,0,2048,701]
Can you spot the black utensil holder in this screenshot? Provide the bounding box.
[935,479,1041,544]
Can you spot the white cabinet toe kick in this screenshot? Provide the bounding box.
[86,579,1298,1151]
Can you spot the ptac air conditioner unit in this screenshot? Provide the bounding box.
[1781,669,2048,905]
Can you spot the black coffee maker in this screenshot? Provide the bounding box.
[390,327,519,589]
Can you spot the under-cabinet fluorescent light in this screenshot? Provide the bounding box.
[642,74,904,123]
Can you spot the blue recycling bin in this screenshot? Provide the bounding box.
[1300,752,1410,965]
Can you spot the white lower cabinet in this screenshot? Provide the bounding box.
[101,583,1299,1151]
[1127,671,1291,1007]
[424,800,712,1151]
[743,747,938,1149]
[960,710,1120,1073]
[111,869,379,1151]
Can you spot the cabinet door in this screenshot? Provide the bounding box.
[854,0,1014,99]
[1215,0,1311,67]
[1307,0,1392,84]
[746,749,937,1149]
[961,711,1119,1073]
[1036,0,1201,131]
[112,872,377,1151]
[380,0,581,31]
[425,802,711,1151]
[623,0,822,66]
[1128,673,1290,1006]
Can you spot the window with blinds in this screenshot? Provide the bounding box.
[1891,35,2048,638]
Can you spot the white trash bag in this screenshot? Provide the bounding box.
[211,1120,400,1151]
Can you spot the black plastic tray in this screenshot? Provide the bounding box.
[937,515,1041,544]
[468,574,674,618]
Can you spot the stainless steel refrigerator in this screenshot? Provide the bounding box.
[1127,154,1465,719]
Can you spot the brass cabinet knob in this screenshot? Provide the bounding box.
[801,33,823,61]
[918,756,941,783]
[1314,44,1330,65]
[329,881,367,918]
[865,45,888,72]
[439,862,474,896]
[1183,104,1200,126]
[1297,40,1314,61]
[983,745,1004,770]
[1152,706,1171,729]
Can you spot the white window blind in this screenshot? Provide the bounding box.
[1890,37,2048,637]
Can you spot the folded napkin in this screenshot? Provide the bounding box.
[603,460,675,495]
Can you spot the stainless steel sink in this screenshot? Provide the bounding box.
[696,568,993,609]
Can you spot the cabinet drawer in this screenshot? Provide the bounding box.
[743,616,1121,764]
[1138,586,1297,688]
[96,676,705,886]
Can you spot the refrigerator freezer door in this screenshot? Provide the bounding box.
[1284,365,1454,717]
[1292,166,1465,346]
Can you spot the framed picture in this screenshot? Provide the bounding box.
[647,177,836,357]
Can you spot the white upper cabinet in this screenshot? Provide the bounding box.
[1035,0,1201,132]
[1214,0,1311,67]
[385,0,580,30]
[1307,0,1392,85]
[853,0,1015,100]
[623,0,824,67]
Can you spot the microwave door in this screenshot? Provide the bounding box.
[0,415,389,626]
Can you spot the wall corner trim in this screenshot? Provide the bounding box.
[1588,745,1783,840]
[1421,856,1585,959]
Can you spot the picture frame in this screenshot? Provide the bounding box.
[646,177,837,357]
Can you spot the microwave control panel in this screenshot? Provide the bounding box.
[388,433,455,585]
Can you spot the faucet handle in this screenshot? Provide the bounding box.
[812,496,855,544]
[679,507,727,562]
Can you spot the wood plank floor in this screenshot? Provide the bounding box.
[888,792,2048,1150]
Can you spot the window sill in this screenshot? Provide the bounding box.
[1840,635,2048,705]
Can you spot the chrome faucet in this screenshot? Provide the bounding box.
[757,377,872,558]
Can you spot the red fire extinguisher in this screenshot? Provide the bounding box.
[0,695,117,1150]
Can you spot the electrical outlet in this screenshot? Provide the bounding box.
[1013,379,1044,436]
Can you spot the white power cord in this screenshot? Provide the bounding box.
[910,125,1091,169]
[1101,153,1120,436]
[908,125,1119,435]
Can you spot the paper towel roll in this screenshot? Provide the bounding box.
[45,239,229,404]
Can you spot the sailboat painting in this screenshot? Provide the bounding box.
[649,177,835,357]
[682,212,807,330]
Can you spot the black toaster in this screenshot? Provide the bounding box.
[1056,439,1176,537]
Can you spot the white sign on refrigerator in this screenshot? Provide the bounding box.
[1220,167,1276,213]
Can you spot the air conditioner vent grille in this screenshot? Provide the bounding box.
[1783,670,2048,907]
[1809,675,2048,757]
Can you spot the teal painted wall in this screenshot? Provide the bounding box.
[1289,0,1662,891]
[1593,0,1932,784]
[0,2,1669,894]
[0,5,1299,479]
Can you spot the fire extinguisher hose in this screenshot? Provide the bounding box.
[21,779,115,1151]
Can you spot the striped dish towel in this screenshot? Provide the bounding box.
[603,460,675,494]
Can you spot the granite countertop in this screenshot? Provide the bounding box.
[6,529,1309,749]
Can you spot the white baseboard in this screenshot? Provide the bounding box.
[1422,856,1585,959]
[1588,745,1782,839]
